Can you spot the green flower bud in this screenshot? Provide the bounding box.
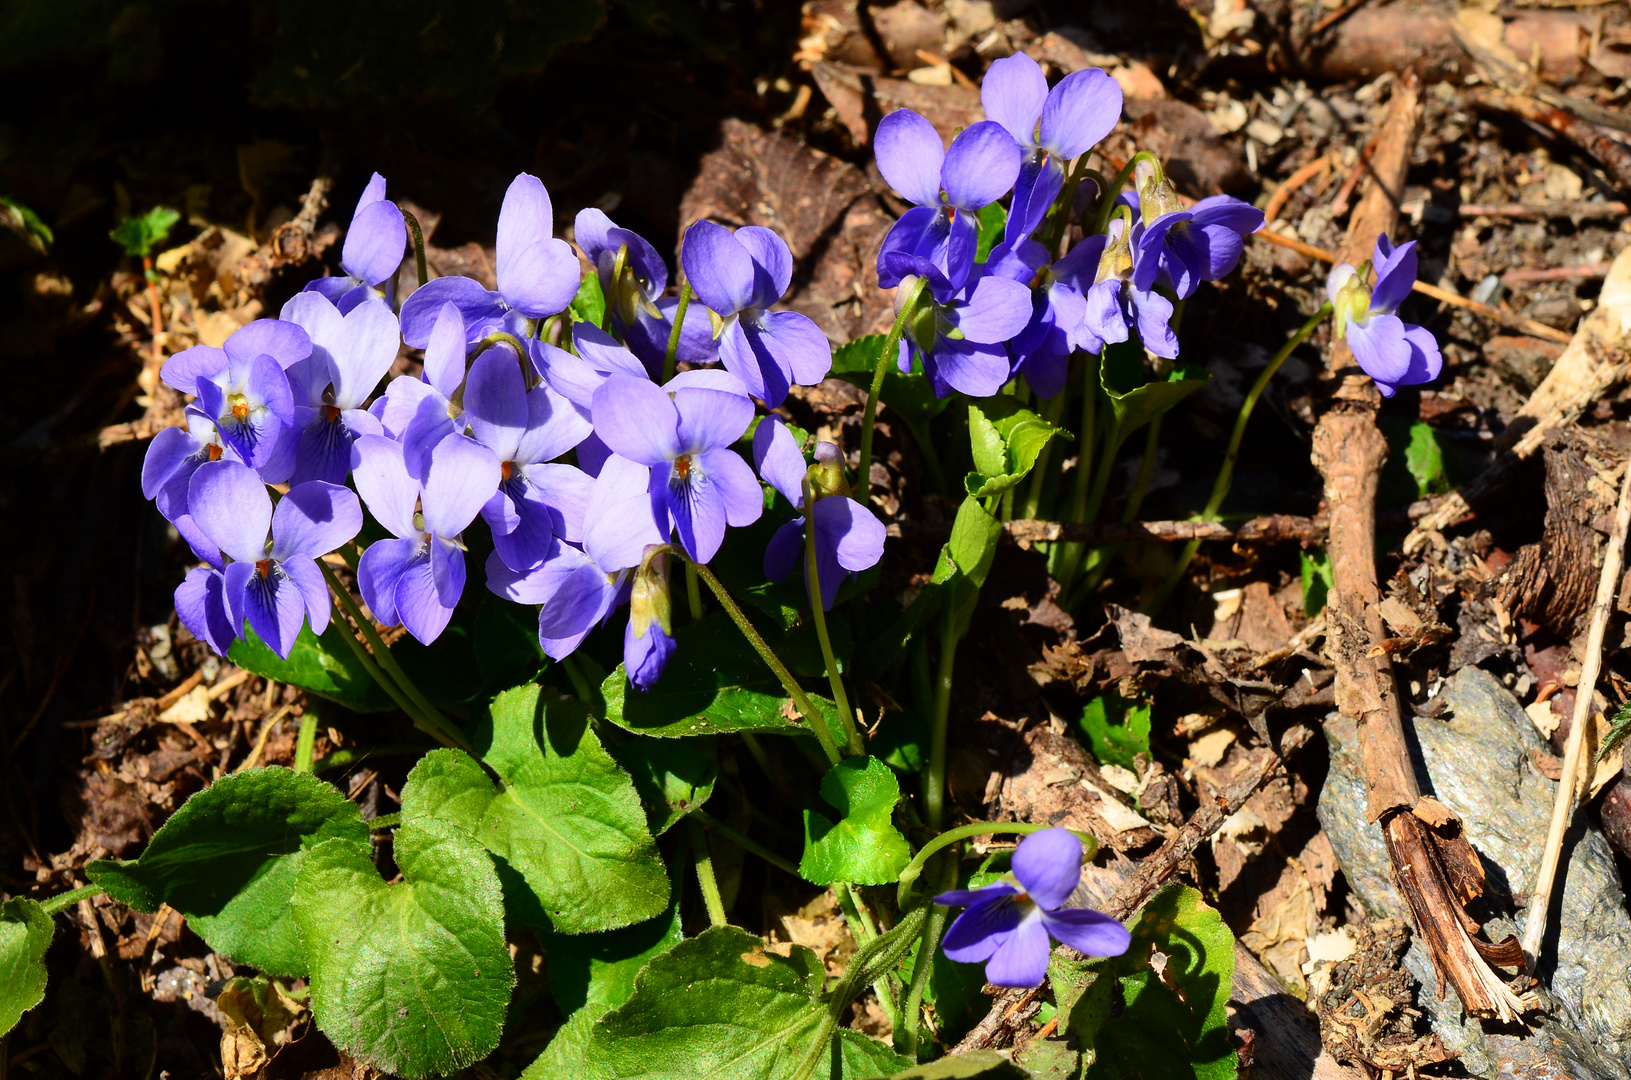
[630,546,672,641]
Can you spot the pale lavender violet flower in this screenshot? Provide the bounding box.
[591,374,763,563]
[881,252,1034,399]
[1055,219,1180,361]
[681,220,830,408]
[981,238,1088,399]
[302,172,407,312]
[398,173,580,347]
[575,207,716,376]
[174,566,238,657]
[981,54,1122,247]
[1327,235,1442,398]
[1130,188,1264,300]
[161,319,310,478]
[186,461,363,658]
[278,292,395,485]
[935,828,1131,987]
[875,110,1022,292]
[352,432,500,645]
[753,416,886,609]
[143,410,235,568]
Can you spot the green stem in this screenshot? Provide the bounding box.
[1120,414,1162,524]
[683,554,842,765]
[804,486,862,756]
[321,562,472,754]
[560,654,596,705]
[858,276,928,507]
[895,822,1095,908]
[684,561,703,623]
[295,708,318,773]
[692,809,799,876]
[792,906,930,1080]
[1094,151,1161,236]
[1021,391,1069,521]
[898,856,956,1058]
[688,816,728,927]
[923,610,962,831]
[1050,353,1101,581]
[1144,303,1332,615]
[401,209,429,296]
[663,281,692,384]
[368,813,401,831]
[41,884,105,917]
[835,883,904,1035]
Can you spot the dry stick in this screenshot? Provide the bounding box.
[1263,154,1334,227]
[1254,228,1574,345]
[1502,262,1612,287]
[1311,72,1527,1024]
[1461,201,1629,221]
[1519,456,1631,964]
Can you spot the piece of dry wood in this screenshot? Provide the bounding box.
[1405,244,1631,551]
[1519,454,1631,963]
[1253,229,1574,344]
[1310,72,1527,1024]
[1502,262,1612,287]
[1459,200,1629,220]
[1473,87,1631,190]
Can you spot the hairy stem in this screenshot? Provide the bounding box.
[898,856,955,1058]
[835,882,904,1035]
[858,276,928,507]
[684,561,703,622]
[804,486,862,756]
[688,816,728,927]
[401,209,429,296]
[41,884,105,917]
[792,905,929,1080]
[923,611,962,831]
[692,809,799,876]
[295,707,319,773]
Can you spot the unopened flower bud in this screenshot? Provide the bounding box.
[1095,213,1134,285]
[1134,158,1184,227]
[1326,261,1372,339]
[807,441,851,500]
[630,546,672,640]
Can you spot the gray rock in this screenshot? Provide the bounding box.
[1317,666,1631,1078]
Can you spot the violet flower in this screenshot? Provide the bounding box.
[351,432,499,645]
[753,416,885,609]
[1129,167,1264,300]
[1056,218,1180,361]
[485,454,665,659]
[882,253,1034,399]
[681,220,830,408]
[590,374,763,563]
[575,207,716,377]
[143,410,234,568]
[398,173,580,348]
[981,238,1087,398]
[875,110,1022,291]
[1327,235,1442,398]
[186,461,363,658]
[279,292,395,485]
[161,319,310,479]
[981,54,1122,247]
[175,566,238,657]
[302,172,407,313]
[936,828,1131,988]
[533,322,655,421]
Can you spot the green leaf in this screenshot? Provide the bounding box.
[830,334,954,430]
[872,709,930,773]
[1100,344,1209,447]
[524,1008,611,1080]
[1404,421,1449,497]
[968,403,1008,479]
[400,685,670,934]
[799,756,911,885]
[574,925,910,1079]
[1014,1039,1083,1080]
[572,272,608,330]
[545,901,683,1016]
[475,593,550,695]
[293,818,514,1080]
[864,1051,1029,1078]
[964,398,1067,498]
[601,610,836,741]
[609,735,718,835]
[85,768,369,975]
[1054,885,1236,1080]
[1078,693,1151,772]
[228,621,393,713]
[948,496,1002,588]
[1,195,53,252]
[110,205,179,258]
[1300,550,1334,618]
[0,897,52,1038]
[975,203,1007,263]
[1598,699,1631,765]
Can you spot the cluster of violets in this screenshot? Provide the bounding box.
[141,171,885,689]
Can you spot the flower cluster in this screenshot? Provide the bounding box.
[874,52,1266,400]
[144,171,886,690]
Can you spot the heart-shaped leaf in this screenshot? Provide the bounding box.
[293,818,514,1080]
[800,756,911,886]
[0,897,52,1038]
[1100,343,1209,448]
[86,767,370,975]
[228,623,393,712]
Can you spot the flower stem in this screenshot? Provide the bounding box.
[559,654,596,706]
[895,822,1096,908]
[323,599,438,741]
[1093,150,1161,236]
[804,485,863,757]
[1021,391,1069,520]
[835,882,904,1035]
[687,816,728,927]
[41,884,105,917]
[684,561,703,623]
[898,855,955,1059]
[692,809,798,876]
[681,554,842,765]
[1145,302,1333,615]
[401,209,429,296]
[923,611,962,832]
[295,706,318,772]
[663,281,692,384]
[858,276,928,508]
[793,905,929,1080]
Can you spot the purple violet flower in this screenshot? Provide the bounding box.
[533,322,654,421]
[935,828,1131,987]
[875,110,1022,292]
[681,220,831,408]
[161,319,310,479]
[352,432,500,645]
[882,253,1034,399]
[485,454,665,659]
[753,416,886,609]
[398,173,580,348]
[981,55,1122,247]
[590,374,763,563]
[143,410,235,568]
[186,461,363,658]
[302,173,407,312]
[1327,235,1442,398]
[1129,173,1264,300]
[175,566,238,657]
[981,238,1088,398]
[1055,219,1180,361]
[278,292,395,485]
[575,207,716,376]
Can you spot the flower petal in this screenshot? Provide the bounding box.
[763,518,803,583]
[815,495,886,574]
[1011,827,1083,909]
[430,535,466,609]
[393,548,454,645]
[948,274,1034,344]
[624,618,677,692]
[188,459,272,564]
[583,455,663,572]
[422,300,469,400]
[271,481,362,560]
[341,198,407,286]
[875,109,946,208]
[925,337,1011,398]
[681,219,756,317]
[592,374,683,466]
[734,225,793,309]
[242,566,309,660]
[357,536,420,626]
[698,446,763,528]
[499,237,582,318]
[327,297,400,409]
[496,172,554,275]
[1005,153,1065,247]
[942,893,1024,963]
[398,275,504,349]
[224,319,312,369]
[527,462,594,542]
[1041,908,1132,958]
[935,882,1020,907]
[753,415,807,508]
[349,434,421,539]
[984,914,1051,987]
[1399,322,1443,387]
[464,345,530,460]
[1346,313,1412,390]
[142,424,206,500]
[674,386,755,454]
[941,121,1022,212]
[175,568,237,657]
[718,319,786,405]
[515,382,591,464]
[664,459,728,564]
[282,556,330,637]
[161,345,228,397]
[1369,236,1417,315]
[421,433,501,538]
[981,54,1046,148]
[1039,68,1122,160]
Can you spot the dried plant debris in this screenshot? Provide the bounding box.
[1311,918,1455,1074]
